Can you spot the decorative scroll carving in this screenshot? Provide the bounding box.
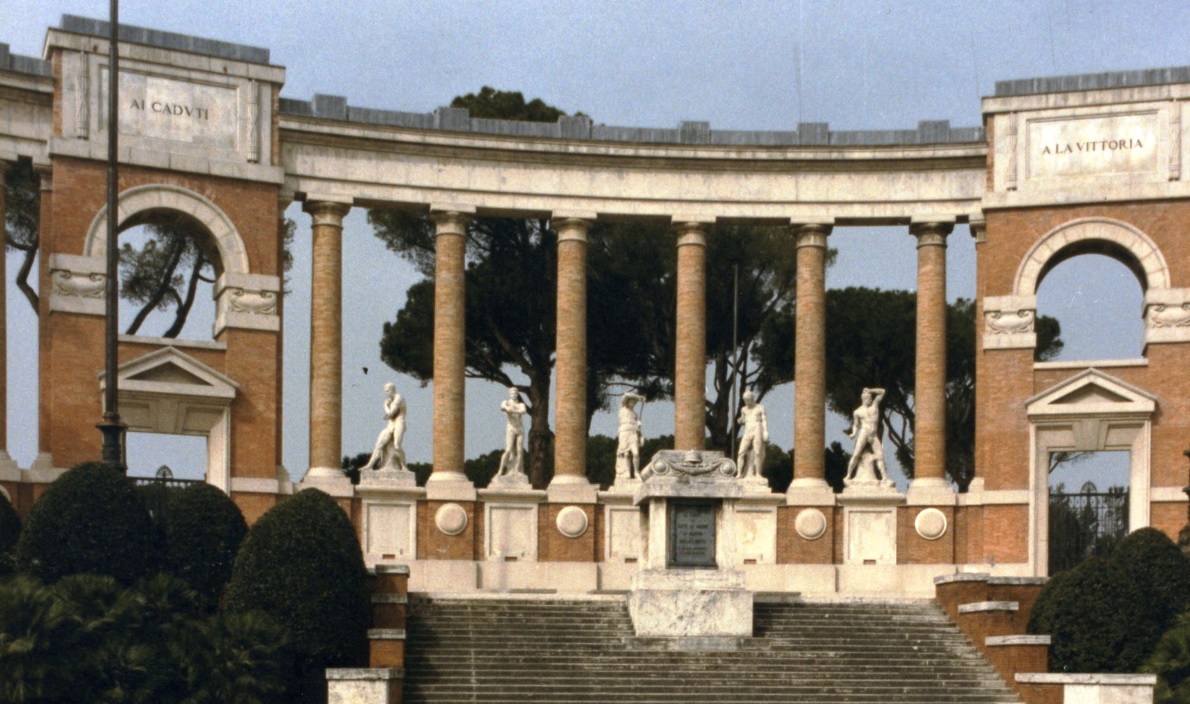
[982,295,1037,350]
[1147,301,1190,329]
[641,449,736,481]
[985,308,1035,335]
[52,269,105,299]
[226,287,277,315]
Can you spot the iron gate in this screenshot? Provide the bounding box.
[1048,481,1129,575]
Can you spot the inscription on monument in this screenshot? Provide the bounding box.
[1026,111,1159,179]
[668,501,717,568]
[100,70,238,149]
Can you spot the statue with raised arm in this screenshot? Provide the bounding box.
[615,391,646,480]
[736,390,769,480]
[498,387,527,477]
[845,387,892,487]
[362,383,407,472]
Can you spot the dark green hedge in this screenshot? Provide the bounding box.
[16,462,159,585]
[223,488,369,704]
[1113,528,1190,667]
[1029,528,1190,673]
[0,491,19,575]
[163,483,248,613]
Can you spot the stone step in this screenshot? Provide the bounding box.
[402,598,1020,704]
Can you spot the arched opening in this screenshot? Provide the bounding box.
[117,218,219,340]
[1036,252,1145,361]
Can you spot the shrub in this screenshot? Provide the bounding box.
[162,483,248,612]
[1027,556,1147,672]
[0,491,20,575]
[1146,613,1190,704]
[224,488,369,704]
[16,462,159,585]
[1111,527,1190,667]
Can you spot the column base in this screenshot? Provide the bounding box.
[326,668,403,704]
[906,477,957,506]
[546,477,597,503]
[785,478,837,506]
[0,450,19,482]
[425,472,477,501]
[298,467,354,497]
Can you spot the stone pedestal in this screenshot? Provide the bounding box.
[839,484,905,565]
[629,568,752,637]
[628,450,752,638]
[326,668,403,704]
[357,470,424,567]
[477,485,545,562]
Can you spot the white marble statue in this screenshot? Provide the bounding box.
[845,387,893,487]
[498,387,527,477]
[735,390,769,479]
[615,391,646,480]
[362,383,407,472]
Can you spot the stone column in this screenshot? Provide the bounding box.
[551,215,594,491]
[303,200,350,482]
[790,223,832,496]
[673,220,710,451]
[909,220,955,497]
[428,209,472,487]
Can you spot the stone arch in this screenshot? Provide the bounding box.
[82,184,249,276]
[1014,217,1170,297]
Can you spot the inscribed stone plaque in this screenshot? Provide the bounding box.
[668,502,717,568]
[1026,111,1159,179]
[100,69,238,149]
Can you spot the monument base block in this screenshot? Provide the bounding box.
[628,568,752,637]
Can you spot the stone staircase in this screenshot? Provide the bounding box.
[402,596,1021,703]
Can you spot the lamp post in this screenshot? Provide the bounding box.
[97,0,126,471]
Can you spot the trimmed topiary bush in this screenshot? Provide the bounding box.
[1145,613,1190,704]
[1027,556,1147,672]
[1111,527,1190,667]
[223,488,369,704]
[162,483,248,612]
[16,462,159,585]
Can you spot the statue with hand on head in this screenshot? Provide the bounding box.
[845,387,889,485]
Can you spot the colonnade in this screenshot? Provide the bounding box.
[303,201,957,495]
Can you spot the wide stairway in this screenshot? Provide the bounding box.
[403,596,1021,703]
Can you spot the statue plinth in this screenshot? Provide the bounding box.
[629,449,752,640]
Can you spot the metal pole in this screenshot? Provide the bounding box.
[98,0,126,471]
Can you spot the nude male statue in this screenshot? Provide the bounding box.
[499,387,527,476]
[363,383,407,471]
[845,387,888,484]
[736,390,769,479]
[615,391,646,479]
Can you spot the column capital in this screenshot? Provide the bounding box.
[429,209,472,236]
[554,216,594,244]
[303,200,350,227]
[672,219,711,248]
[793,222,832,248]
[969,216,987,244]
[910,220,954,248]
[35,165,52,192]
